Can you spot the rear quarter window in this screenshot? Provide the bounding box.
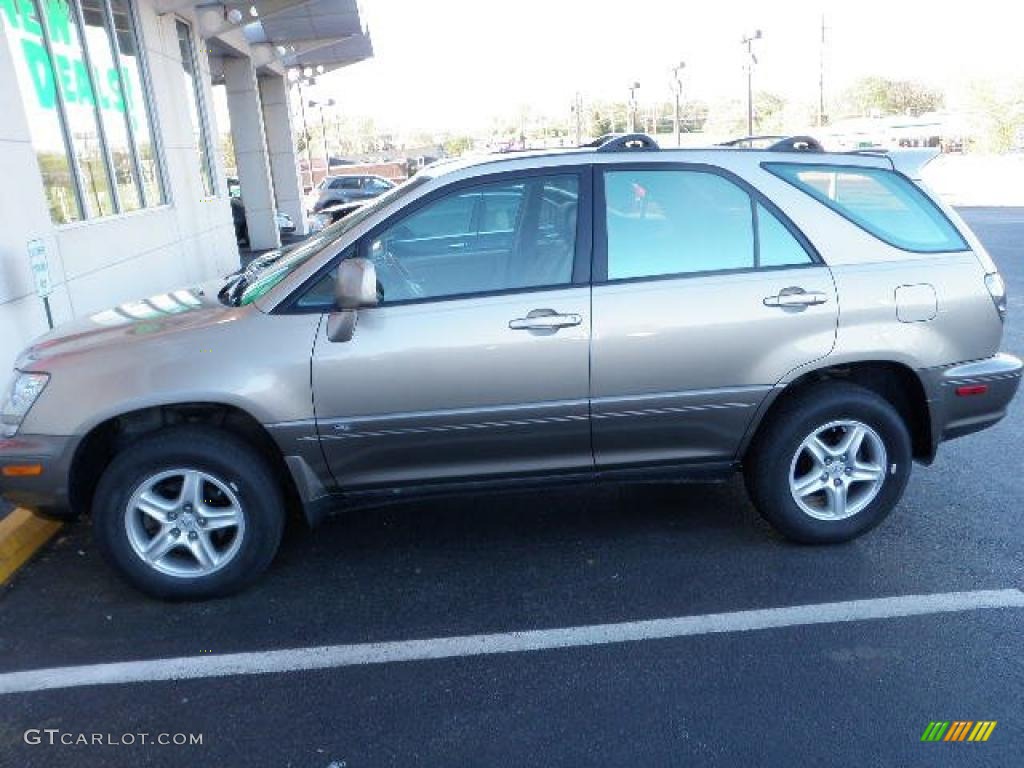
[763,163,968,253]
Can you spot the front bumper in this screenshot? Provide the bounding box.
[0,434,78,519]
[923,353,1022,450]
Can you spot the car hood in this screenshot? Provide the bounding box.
[15,281,244,370]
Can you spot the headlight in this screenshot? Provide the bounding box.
[1,372,49,438]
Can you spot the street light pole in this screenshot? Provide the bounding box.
[628,81,640,132]
[818,14,827,127]
[571,92,583,145]
[310,97,336,177]
[741,30,762,136]
[671,61,686,147]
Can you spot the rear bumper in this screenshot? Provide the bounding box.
[0,434,78,520]
[923,353,1022,450]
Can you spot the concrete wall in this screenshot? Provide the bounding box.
[0,2,239,372]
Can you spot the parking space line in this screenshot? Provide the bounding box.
[0,588,1021,696]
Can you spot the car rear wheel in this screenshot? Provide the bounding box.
[744,382,912,543]
[92,426,285,599]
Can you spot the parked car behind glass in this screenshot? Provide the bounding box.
[228,177,296,246]
[307,174,395,213]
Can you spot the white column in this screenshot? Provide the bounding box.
[259,74,307,236]
[223,56,280,250]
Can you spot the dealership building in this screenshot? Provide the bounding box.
[0,0,372,369]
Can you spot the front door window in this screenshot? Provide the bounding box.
[368,175,579,303]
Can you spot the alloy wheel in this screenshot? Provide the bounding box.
[788,419,888,521]
[124,468,246,578]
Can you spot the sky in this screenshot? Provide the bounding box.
[307,0,1024,135]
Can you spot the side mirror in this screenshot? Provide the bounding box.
[327,258,377,343]
[335,257,378,309]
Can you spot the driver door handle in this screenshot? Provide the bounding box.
[763,287,829,308]
[509,310,582,331]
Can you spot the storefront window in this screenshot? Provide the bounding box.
[109,0,163,206]
[42,0,114,217]
[1,0,81,222]
[80,0,140,211]
[0,0,166,223]
[175,18,215,198]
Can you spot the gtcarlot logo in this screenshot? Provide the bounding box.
[921,721,997,742]
[24,729,203,747]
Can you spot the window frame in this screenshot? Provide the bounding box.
[28,0,86,222]
[761,161,969,254]
[6,0,169,223]
[108,0,169,207]
[174,16,217,198]
[68,0,121,213]
[277,165,594,314]
[594,162,821,285]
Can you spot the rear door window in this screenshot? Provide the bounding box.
[604,170,754,279]
[763,163,968,253]
[602,169,813,281]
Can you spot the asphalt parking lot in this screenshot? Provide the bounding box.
[1,207,1021,767]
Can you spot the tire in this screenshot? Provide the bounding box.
[92,426,285,599]
[743,382,912,544]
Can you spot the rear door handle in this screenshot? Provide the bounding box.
[509,309,582,331]
[763,287,829,308]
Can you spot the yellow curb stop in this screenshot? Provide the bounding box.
[0,509,62,585]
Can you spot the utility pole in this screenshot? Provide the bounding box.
[572,92,583,145]
[627,81,640,132]
[671,60,686,147]
[818,14,827,127]
[741,30,762,136]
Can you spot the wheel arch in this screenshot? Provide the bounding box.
[68,402,302,521]
[740,360,934,464]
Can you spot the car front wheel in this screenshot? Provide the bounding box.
[92,426,285,599]
[744,382,912,543]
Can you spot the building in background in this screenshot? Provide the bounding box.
[813,112,972,153]
[0,0,372,370]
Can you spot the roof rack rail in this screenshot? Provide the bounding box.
[767,135,824,152]
[843,148,890,157]
[717,135,786,148]
[717,134,824,152]
[584,133,660,152]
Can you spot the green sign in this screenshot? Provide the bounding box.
[1,0,137,114]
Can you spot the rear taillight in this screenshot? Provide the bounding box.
[956,384,988,397]
[984,272,1007,322]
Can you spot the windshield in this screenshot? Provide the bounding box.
[226,175,432,306]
